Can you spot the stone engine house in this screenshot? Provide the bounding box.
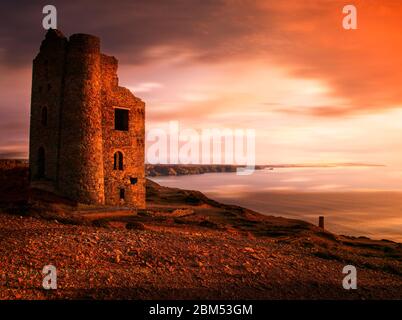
[29,29,145,208]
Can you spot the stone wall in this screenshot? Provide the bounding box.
[58,34,105,204]
[29,29,145,208]
[101,55,146,208]
[29,29,67,192]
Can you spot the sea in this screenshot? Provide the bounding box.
[150,166,402,242]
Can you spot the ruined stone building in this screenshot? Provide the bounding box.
[29,29,145,208]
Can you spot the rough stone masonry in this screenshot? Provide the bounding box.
[29,29,145,208]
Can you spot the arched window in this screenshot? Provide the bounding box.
[113,151,123,170]
[38,147,45,178]
[41,107,47,126]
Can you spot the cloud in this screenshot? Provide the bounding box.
[0,0,263,66]
[1,0,402,163]
[128,82,163,93]
[1,0,402,117]
[260,0,402,116]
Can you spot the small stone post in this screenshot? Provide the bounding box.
[318,216,325,229]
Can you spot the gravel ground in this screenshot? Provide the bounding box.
[0,213,401,300]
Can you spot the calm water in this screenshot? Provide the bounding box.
[151,166,402,242]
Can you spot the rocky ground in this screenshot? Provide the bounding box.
[0,212,401,300]
[0,162,401,299]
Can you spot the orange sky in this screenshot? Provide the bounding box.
[1,0,402,165]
